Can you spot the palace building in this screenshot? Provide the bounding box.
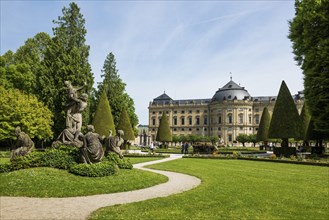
[148,79,304,145]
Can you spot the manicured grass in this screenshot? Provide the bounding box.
[0,165,168,198]
[128,157,165,164]
[89,159,329,220]
[0,157,10,164]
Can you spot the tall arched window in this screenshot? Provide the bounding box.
[204,116,208,125]
[173,117,177,126]
[239,114,243,124]
[227,113,233,124]
[188,117,192,125]
[181,117,185,125]
[196,117,200,125]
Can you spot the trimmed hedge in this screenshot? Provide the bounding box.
[183,155,329,167]
[69,161,118,177]
[105,153,133,169]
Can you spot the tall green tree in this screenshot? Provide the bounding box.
[97,52,138,133]
[92,89,115,137]
[156,112,172,144]
[288,0,329,137]
[256,107,271,147]
[117,107,135,149]
[268,81,302,147]
[0,86,53,145]
[14,32,52,97]
[43,2,94,136]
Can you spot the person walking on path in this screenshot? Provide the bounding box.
[150,142,155,153]
[184,142,189,154]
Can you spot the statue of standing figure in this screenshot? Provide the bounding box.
[52,81,88,148]
[10,126,34,161]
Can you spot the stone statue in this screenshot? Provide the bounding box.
[10,126,34,161]
[105,130,124,159]
[80,125,105,164]
[64,81,85,128]
[53,91,88,148]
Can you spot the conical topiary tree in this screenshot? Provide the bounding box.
[268,81,301,148]
[92,89,115,137]
[256,107,271,148]
[156,112,172,146]
[117,107,135,149]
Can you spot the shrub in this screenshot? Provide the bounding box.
[39,147,79,169]
[10,151,43,170]
[69,161,118,177]
[2,146,80,173]
[105,152,133,169]
[0,162,13,173]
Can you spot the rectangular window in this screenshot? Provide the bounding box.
[228,134,232,142]
[152,118,155,125]
[196,118,200,125]
[181,110,185,114]
[204,117,208,125]
[189,110,192,114]
[181,118,185,125]
[189,117,192,125]
[174,118,177,125]
[218,116,222,124]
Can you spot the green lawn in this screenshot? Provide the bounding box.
[128,157,165,164]
[89,159,329,220]
[0,156,168,198]
[0,157,10,164]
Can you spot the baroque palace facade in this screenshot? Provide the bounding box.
[148,79,304,145]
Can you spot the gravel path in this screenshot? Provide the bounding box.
[0,154,201,220]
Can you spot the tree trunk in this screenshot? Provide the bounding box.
[281,138,289,148]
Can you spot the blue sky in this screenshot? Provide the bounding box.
[1,0,303,125]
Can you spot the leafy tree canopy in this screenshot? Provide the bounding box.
[43,2,94,136]
[236,134,249,147]
[289,0,329,136]
[97,52,138,133]
[0,86,53,142]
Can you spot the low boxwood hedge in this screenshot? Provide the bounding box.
[69,161,118,177]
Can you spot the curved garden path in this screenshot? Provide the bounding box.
[0,154,201,220]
